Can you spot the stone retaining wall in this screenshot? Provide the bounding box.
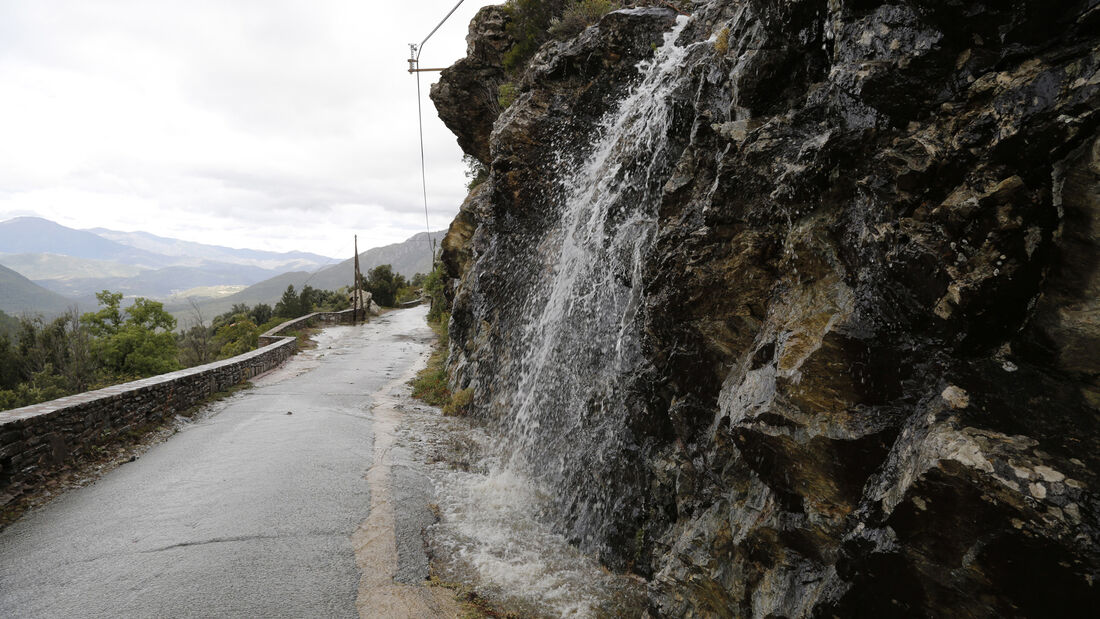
[0,309,356,506]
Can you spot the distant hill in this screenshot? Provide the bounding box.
[88,227,338,270]
[0,217,174,268]
[34,263,292,299]
[0,217,341,304]
[0,253,149,281]
[0,218,338,272]
[0,264,85,316]
[166,231,444,322]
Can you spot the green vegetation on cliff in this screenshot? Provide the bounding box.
[501,0,625,72]
[409,264,464,414]
[410,311,452,408]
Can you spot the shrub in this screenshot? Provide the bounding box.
[497,82,518,110]
[410,311,453,408]
[259,316,287,333]
[714,26,730,55]
[411,364,451,407]
[464,153,489,189]
[502,0,568,72]
[442,388,473,416]
[213,314,260,359]
[422,264,448,322]
[549,0,617,40]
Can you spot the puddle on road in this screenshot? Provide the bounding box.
[394,399,648,618]
[252,324,372,386]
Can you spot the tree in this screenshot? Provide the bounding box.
[81,291,124,338]
[11,310,94,393]
[0,364,68,411]
[0,334,21,391]
[0,310,94,408]
[179,298,215,368]
[464,154,488,190]
[366,264,407,307]
[179,324,214,368]
[249,303,273,326]
[52,309,94,392]
[300,285,321,314]
[214,314,260,359]
[0,309,19,339]
[82,291,179,378]
[274,285,306,318]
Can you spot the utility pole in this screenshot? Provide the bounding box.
[353,235,362,321]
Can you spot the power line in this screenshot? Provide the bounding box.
[409,0,467,267]
[415,68,434,263]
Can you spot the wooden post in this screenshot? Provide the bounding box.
[353,235,362,321]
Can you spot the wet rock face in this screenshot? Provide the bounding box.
[438,0,1099,616]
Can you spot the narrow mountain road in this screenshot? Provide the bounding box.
[0,306,455,618]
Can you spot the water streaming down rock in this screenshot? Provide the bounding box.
[500,14,700,550]
[425,14,705,613]
[435,1,1100,616]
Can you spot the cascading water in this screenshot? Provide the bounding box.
[424,12,713,616]
[497,12,699,550]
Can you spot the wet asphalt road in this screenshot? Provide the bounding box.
[0,307,434,618]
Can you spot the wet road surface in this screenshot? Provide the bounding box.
[0,306,447,618]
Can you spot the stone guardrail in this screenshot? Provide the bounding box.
[0,308,357,506]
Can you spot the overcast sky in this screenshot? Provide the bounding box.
[0,0,497,258]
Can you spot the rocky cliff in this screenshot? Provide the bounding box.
[433,1,1099,616]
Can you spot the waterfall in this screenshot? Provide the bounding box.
[426,13,709,616]
[496,14,696,549]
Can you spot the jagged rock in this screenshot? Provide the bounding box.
[436,1,1100,616]
[440,182,487,286]
[430,5,514,165]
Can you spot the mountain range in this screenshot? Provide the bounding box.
[0,216,444,322]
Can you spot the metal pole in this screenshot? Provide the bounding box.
[416,0,467,63]
[353,235,361,321]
